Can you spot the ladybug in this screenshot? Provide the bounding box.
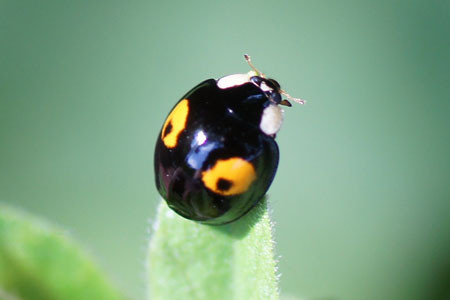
[154,55,304,225]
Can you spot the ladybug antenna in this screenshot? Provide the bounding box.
[280,89,306,105]
[244,54,265,78]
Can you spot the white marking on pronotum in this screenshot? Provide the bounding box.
[260,104,284,136]
[217,73,250,89]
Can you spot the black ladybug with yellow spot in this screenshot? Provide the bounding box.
[154,55,304,225]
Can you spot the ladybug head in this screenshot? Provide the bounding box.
[249,75,286,106]
[244,54,305,107]
[243,54,305,137]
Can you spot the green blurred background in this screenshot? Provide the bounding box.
[1,0,449,299]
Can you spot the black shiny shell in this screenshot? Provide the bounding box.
[154,78,279,224]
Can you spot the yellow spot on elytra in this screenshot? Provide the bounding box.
[162,99,189,148]
[201,157,256,196]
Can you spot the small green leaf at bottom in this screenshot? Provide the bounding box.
[0,204,126,300]
[148,197,279,300]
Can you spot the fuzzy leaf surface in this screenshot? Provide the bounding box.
[148,198,279,300]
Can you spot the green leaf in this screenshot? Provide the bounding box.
[148,197,279,300]
[0,204,126,300]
